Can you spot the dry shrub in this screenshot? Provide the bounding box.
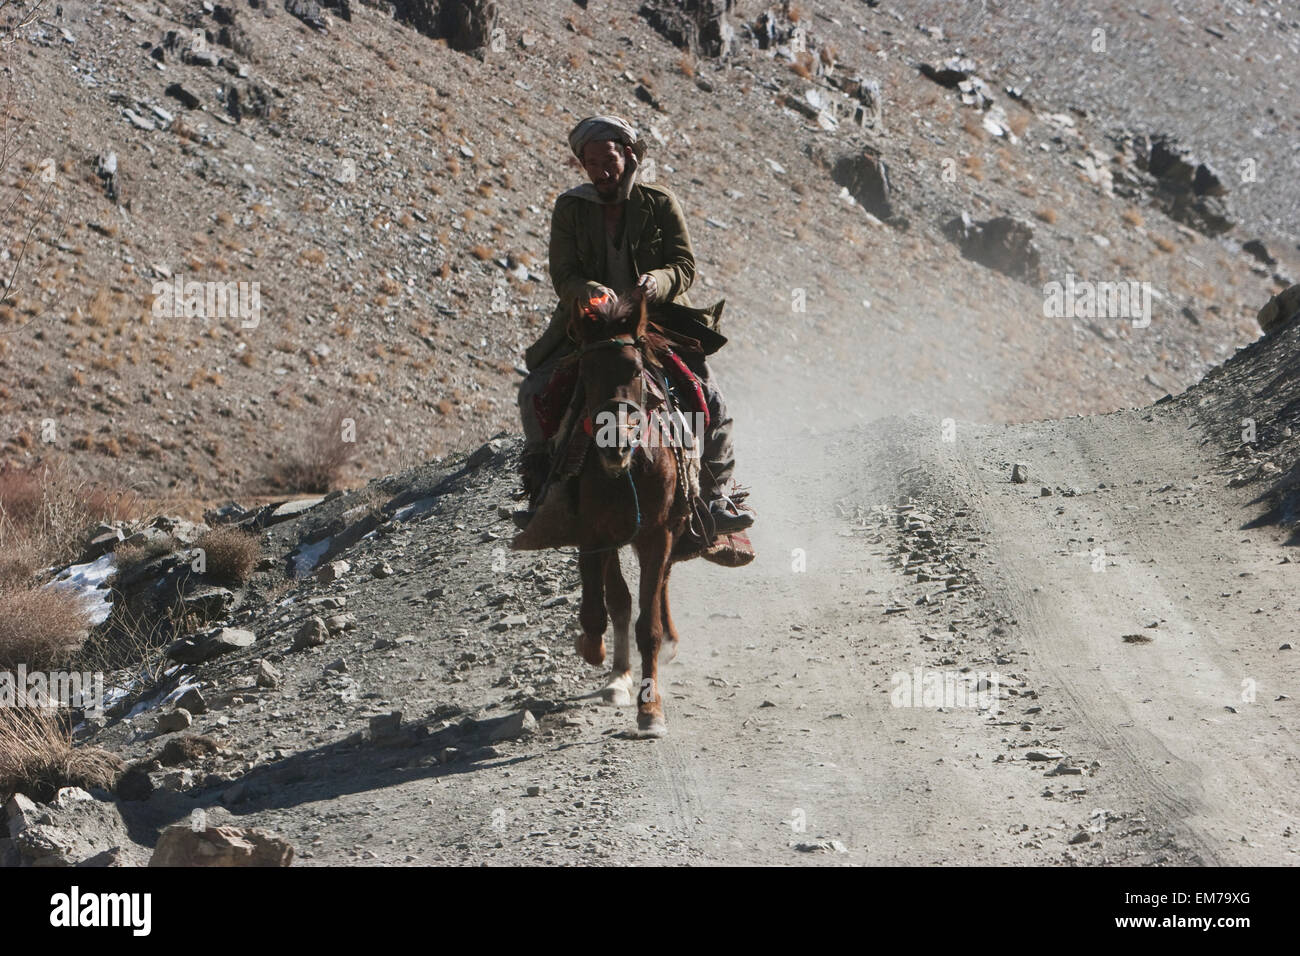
[0,707,124,802]
[1121,208,1144,228]
[272,406,360,493]
[194,526,260,584]
[1035,207,1057,225]
[0,462,137,573]
[112,535,177,580]
[0,586,93,670]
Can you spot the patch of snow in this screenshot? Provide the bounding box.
[291,537,332,578]
[45,552,115,626]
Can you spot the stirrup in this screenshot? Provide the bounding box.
[707,492,754,534]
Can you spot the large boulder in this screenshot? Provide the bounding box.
[392,0,498,52]
[1142,134,1234,236]
[639,0,736,58]
[944,213,1043,283]
[166,627,256,665]
[1258,284,1300,336]
[3,789,147,867]
[831,150,894,219]
[150,824,294,866]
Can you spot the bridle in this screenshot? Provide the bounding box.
[575,330,654,554]
[577,332,654,442]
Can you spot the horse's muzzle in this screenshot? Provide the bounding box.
[591,400,642,477]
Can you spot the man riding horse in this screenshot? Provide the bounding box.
[517,114,754,535]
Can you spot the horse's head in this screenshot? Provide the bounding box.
[569,290,654,478]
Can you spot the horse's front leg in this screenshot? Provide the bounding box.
[633,528,673,738]
[575,549,608,667]
[599,552,636,706]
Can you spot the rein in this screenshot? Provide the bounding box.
[576,331,648,555]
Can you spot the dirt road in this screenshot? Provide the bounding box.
[92,334,1299,867]
[598,389,1297,865]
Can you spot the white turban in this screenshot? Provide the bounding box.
[568,115,647,162]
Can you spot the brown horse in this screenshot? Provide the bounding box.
[568,289,690,738]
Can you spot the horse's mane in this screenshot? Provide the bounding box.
[573,295,693,369]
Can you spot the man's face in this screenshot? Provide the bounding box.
[581,139,629,199]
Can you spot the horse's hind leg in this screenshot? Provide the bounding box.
[659,560,680,665]
[575,549,608,667]
[633,528,673,738]
[599,552,636,706]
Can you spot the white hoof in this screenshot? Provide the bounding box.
[600,671,636,707]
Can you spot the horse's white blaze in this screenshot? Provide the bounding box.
[600,670,636,707]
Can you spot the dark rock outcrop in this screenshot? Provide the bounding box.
[944,213,1043,283]
[639,0,736,58]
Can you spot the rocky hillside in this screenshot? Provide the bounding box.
[1,0,1296,506]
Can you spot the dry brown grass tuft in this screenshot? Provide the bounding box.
[0,463,137,575]
[0,707,124,802]
[194,526,260,584]
[0,586,93,670]
[1035,207,1058,225]
[1121,208,1144,228]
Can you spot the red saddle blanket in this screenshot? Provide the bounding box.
[534,348,708,440]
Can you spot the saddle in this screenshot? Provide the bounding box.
[514,302,754,567]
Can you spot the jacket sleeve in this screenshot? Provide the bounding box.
[549,198,606,315]
[645,188,696,303]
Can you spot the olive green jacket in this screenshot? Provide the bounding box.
[525,181,695,371]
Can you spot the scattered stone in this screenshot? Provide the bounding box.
[369,711,402,738]
[793,839,848,853]
[317,559,351,583]
[167,628,255,664]
[273,498,327,524]
[156,709,193,733]
[255,659,282,689]
[1011,463,1030,483]
[487,709,537,742]
[324,613,357,634]
[176,687,209,715]
[292,616,329,650]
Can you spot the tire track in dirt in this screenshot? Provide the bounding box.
[930,409,1299,865]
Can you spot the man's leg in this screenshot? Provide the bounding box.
[516,358,559,507]
[682,354,753,534]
